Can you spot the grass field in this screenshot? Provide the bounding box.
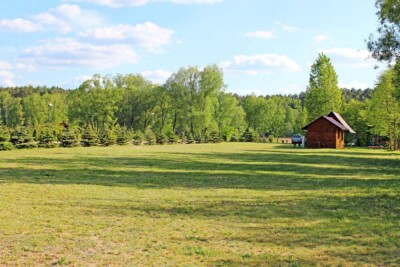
[0,143,399,266]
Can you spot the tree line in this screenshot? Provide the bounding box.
[0,52,398,151]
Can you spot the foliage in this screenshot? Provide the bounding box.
[59,129,80,148]
[99,127,117,146]
[368,68,400,150]
[0,141,13,150]
[10,126,37,149]
[0,125,10,142]
[305,53,343,121]
[144,129,156,145]
[132,131,144,145]
[115,126,131,145]
[156,132,168,145]
[81,126,99,147]
[367,0,400,62]
[38,125,58,148]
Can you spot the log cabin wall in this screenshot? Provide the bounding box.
[305,118,341,148]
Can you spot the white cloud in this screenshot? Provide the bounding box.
[0,18,41,32]
[320,47,375,68]
[1,4,103,34]
[18,38,138,70]
[339,80,370,89]
[282,25,298,32]
[62,75,93,88]
[221,54,302,75]
[244,30,274,40]
[69,0,222,7]
[80,22,174,51]
[280,83,302,94]
[141,69,172,84]
[0,61,15,87]
[315,34,328,42]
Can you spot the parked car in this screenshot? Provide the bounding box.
[291,134,302,145]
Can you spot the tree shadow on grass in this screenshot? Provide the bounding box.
[0,147,399,190]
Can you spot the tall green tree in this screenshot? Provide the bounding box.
[305,53,343,121]
[368,68,400,150]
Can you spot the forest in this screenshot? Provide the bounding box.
[0,53,399,151]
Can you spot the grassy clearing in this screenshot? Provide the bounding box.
[0,143,399,266]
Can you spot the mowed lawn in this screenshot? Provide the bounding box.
[0,143,399,266]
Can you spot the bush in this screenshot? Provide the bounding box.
[167,132,179,144]
[187,133,194,144]
[132,131,144,145]
[241,128,258,142]
[209,131,221,143]
[267,135,275,143]
[145,129,156,145]
[38,126,58,148]
[156,132,168,145]
[179,132,187,144]
[0,142,13,151]
[100,128,117,146]
[10,126,37,149]
[0,126,10,142]
[81,127,99,147]
[116,126,131,145]
[59,129,80,147]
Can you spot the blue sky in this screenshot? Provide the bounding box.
[0,0,383,95]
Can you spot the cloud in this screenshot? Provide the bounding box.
[320,48,375,68]
[18,38,138,70]
[62,75,93,88]
[0,61,16,87]
[244,30,274,40]
[1,4,103,34]
[282,25,298,32]
[0,18,41,32]
[280,83,302,94]
[315,34,328,42]
[68,0,222,7]
[80,22,174,51]
[221,54,302,75]
[339,80,370,89]
[141,69,173,84]
[275,22,299,32]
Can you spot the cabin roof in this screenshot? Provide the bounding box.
[328,111,356,133]
[302,112,356,133]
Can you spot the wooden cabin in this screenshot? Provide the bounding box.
[302,111,355,149]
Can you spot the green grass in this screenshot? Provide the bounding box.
[0,143,399,266]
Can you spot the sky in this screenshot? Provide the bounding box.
[0,0,385,95]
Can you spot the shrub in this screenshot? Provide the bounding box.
[132,131,144,145]
[145,129,156,145]
[156,132,168,145]
[81,127,99,147]
[116,126,131,145]
[179,132,187,144]
[187,133,194,144]
[209,131,221,143]
[38,126,58,148]
[100,128,117,146]
[267,135,275,143]
[240,128,258,142]
[0,126,10,142]
[59,129,80,147]
[10,126,37,149]
[166,132,179,144]
[0,142,13,151]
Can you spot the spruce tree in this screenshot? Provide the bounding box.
[0,125,13,150]
[305,53,343,121]
[10,126,37,149]
[81,126,99,147]
[59,129,80,147]
[38,126,58,148]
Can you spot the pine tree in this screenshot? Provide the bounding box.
[0,125,13,150]
[100,127,117,146]
[59,129,80,147]
[10,126,37,149]
[81,126,99,147]
[305,53,343,121]
[38,126,58,148]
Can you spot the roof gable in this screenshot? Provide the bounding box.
[327,111,356,133]
[302,112,356,133]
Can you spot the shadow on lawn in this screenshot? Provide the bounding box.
[0,147,399,190]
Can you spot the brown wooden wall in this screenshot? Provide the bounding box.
[305,118,345,148]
